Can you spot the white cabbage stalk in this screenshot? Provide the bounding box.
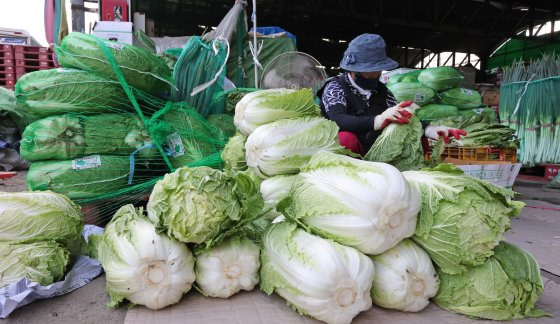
[261,221,374,324]
[370,239,439,312]
[234,88,319,135]
[281,151,421,254]
[259,175,298,220]
[95,205,196,310]
[195,237,260,298]
[245,116,342,178]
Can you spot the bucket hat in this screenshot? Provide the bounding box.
[339,34,398,72]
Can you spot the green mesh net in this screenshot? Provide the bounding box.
[54,32,173,97]
[19,32,226,226]
[172,36,228,117]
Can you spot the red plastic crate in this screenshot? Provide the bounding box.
[0,51,14,59]
[0,72,15,80]
[0,58,14,66]
[545,164,560,181]
[15,59,54,67]
[0,79,15,89]
[0,65,14,73]
[15,52,51,61]
[13,45,49,53]
[0,44,13,51]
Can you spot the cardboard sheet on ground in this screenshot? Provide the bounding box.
[125,279,560,324]
[505,199,560,276]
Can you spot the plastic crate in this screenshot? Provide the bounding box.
[14,65,51,79]
[14,52,51,61]
[13,45,49,53]
[0,72,15,80]
[0,44,13,51]
[545,164,560,181]
[0,79,15,89]
[15,59,54,68]
[454,161,522,189]
[0,51,14,59]
[0,58,14,66]
[424,146,517,163]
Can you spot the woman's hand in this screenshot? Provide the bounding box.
[374,101,414,130]
[424,126,467,143]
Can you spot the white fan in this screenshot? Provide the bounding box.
[260,51,328,93]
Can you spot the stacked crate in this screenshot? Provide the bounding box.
[13,45,55,80]
[0,44,15,90]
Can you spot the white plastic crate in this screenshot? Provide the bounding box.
[455,163,522,188]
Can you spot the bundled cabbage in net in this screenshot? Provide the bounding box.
[418,66,464,91]
[15,68,131,117]
[415,104,459,122]
[206,113,236,139]
[26,155,152,199]
[387,70,422,86]
[387,82,436,106]
[55,32,172,96]
[0,87,35,133]
[20,113,154,161]
[148,103,226,170]
[439,88,483,109]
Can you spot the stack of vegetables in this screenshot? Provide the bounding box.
[15,32,174,200]
[388,67,518,149]
[12,33,226,226]
[0,191,85,287]
[500,54,560,165]
[85,88,547,324]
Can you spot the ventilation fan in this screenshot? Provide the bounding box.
[260,51,328,93]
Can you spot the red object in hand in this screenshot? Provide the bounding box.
[437,129,467,143]
[378,101,414,129]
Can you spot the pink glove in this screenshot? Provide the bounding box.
[425,126,467,144]
[374,101,414,131]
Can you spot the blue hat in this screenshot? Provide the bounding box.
[340,34,398,72]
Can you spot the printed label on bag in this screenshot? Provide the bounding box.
[167,133,185,158]
[105,42,124,50]
[473,108,484,114]
[72,155,101,170]
[460,88,473,96]
[413,93,426,102]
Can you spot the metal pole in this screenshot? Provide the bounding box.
[252,0,259,88]
[70,0,85,33]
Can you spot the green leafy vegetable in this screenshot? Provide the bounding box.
[0,241,70,286]
[415,104,458,122]
[439,87,482,109]
[147,167,241,245]
[260,221,374,324]
[279,151,421,254]
[92,204,195,309]
[245,116,344,178]
[55,32,172,96]
[364,112,424,171]
[234,88,320,135]
[403,165,524,274]
[370,239,439,312]
[387,82,436,106]
[0,191,83,246]
[418,66,464,91]
[15,68,131,117]
[195,236,260,298]
[221,132,247,173]
[434,242,548,320]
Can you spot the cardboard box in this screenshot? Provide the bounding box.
[444,158,522,188]
[93,21,133,44]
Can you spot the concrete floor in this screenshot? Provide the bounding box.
[1,173,559,323]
